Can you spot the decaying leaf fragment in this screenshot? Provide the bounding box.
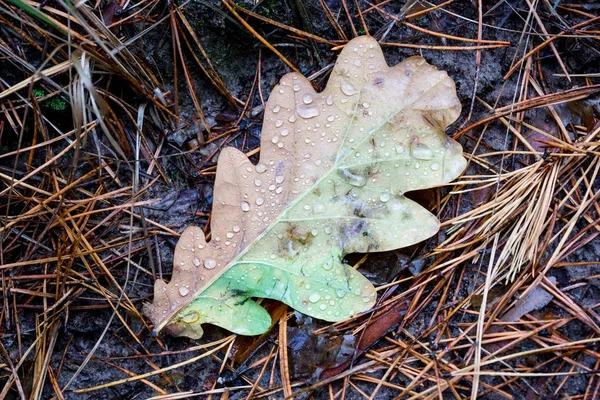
[145,36,467,338]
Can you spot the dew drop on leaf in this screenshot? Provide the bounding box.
[296,106,320,119]
[256,163,267,173]
[203,259,216,269]
[410,141,435,160]
[340,79,358,96]
[339,167,367,187]
[309,293,321,303]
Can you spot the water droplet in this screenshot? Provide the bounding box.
[281,129,289,136]
[254,178,263,187]
[288,115,296,123]
[395,144,405,154]
[311,228,319,236]
[309,293,320,303]
[341,79,358,96]
[302,94,313,104]
[275,175,284,184]
[269,184,276,191]
[410,141,435,160]
[293,84,300,91]
[430,162,440,171]
[192,257,201,267]
[275,119,283,127]
[179,287,189,296]
[276,186,283,194]
[362,296,372,303]
[233,225,241,232]
[326,95,334,105]
[256,163,267,173]
[363,102,370,109]
[226,232,234,239]
[204,258,216,269]
[273,105,280,113]
[380,192,390,202]
[296,106,320,119]
[304,204,311,210]
[323,259,333,270]
[339,167,367,187]
[272,136,279,144]
[241,201,250,212]
[256,197,264,206]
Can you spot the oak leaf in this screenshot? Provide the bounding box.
[145,36,466,338]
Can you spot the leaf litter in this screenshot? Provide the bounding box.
[145,36,467,338]
[3,1,600,398]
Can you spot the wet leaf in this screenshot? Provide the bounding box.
[145,36,466,338]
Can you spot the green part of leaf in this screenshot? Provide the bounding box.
[146,36,467,338]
